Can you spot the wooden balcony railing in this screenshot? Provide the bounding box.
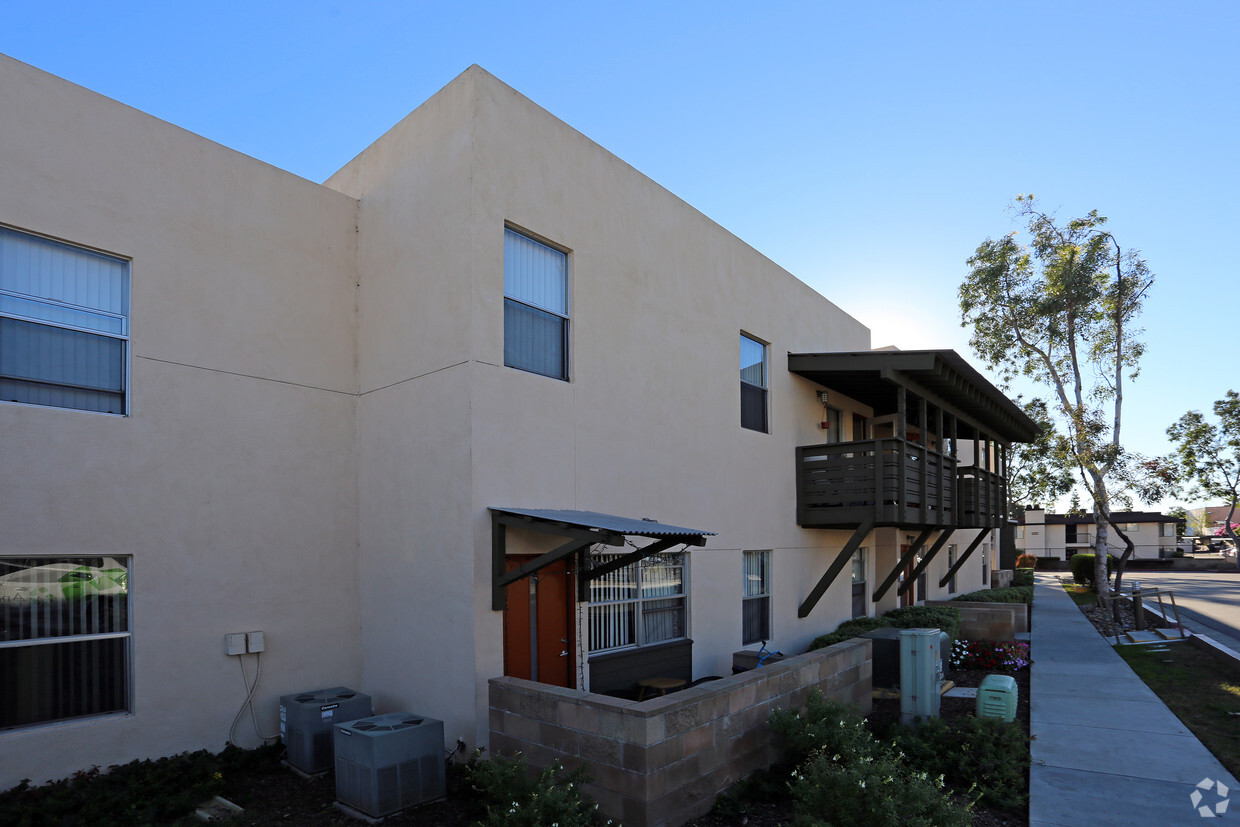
[797,438,957,528]
[956,466,1005,528]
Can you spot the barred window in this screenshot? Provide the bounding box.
[588,552,685,654]
[1,557,131,729]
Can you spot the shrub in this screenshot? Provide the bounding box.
[1069,553,1119,586]
[0,746,255,826]
[769,692,879,768]
[810,606,962,651]
[789,751,972,827]
[770,692,972,827]
[952,585,1032,604]
[889,716,1029,811]
[883,605,961,644]
[809,616,891,650]
[1011,567,1035,588]
[1015,553,1038,569]
[465,752,597,827]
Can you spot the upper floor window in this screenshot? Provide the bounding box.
[0,227,130,414]
[1015,526,1025,540]
[742,550,771,644]
[1160,522,1176,538]
[504,228,568,380]
[740,333,767,432]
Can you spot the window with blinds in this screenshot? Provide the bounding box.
[742,550,770,644]
[504,228,568,380]
[0,557,131,729]
[0,227,130,414]
[588,552,685,654]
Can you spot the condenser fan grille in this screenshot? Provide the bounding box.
[354,717,423,732]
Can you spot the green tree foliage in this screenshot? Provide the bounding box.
[1167,391,1240,569]
[1006,397,1075,517]
[960,196,1153,590]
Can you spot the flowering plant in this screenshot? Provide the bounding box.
[949,639,1031,672]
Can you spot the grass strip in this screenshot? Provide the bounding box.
[1114,642,1240,779]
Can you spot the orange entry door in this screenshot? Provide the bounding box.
[502,556,576,688]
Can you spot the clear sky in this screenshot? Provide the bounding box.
[4,1,1236,511]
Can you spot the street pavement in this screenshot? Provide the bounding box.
[1030,573,1239,826]
[1118,569,1240,652]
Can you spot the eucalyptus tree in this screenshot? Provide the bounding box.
[1167,390,1240,570]
[959,196,1153,590]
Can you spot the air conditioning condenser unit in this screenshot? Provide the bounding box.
[335,712,445,818]
[279,686,372,774]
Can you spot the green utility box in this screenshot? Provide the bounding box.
[976,674,1018,722]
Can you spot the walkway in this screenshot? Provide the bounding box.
[1030,572,1239,826]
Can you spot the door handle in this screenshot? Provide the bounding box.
[559,650,569,657]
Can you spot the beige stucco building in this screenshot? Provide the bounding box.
[0,55,1037,793]
[1014,507,1182,561]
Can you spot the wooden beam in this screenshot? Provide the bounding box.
[493,513,625,547]
[872,527,934,603]
[939,529,989,588]
[577,539,682,601]
[492,516,508,610]
[899,531,952,595]
[496,537,595,589]
[797,518,874,618]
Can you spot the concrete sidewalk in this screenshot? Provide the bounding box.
[1030,573,1239,825]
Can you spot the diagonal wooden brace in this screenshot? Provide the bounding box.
[872,527,934,603]
[798,517,874,619]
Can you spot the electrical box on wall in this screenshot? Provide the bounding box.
[246,631,265,653]
[224,633,246,656]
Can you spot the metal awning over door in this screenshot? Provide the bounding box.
[490,508,714,610]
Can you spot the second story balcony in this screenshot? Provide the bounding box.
[797,438,957,528]
[789,350,1040,533]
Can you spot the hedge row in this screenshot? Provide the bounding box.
[809,605,961,651]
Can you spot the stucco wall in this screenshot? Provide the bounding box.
[0,55,362,788]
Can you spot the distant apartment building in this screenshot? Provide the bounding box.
[1014,507,1182,560]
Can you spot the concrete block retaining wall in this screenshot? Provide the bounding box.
[487,639,871,827]
[926,600,1024,639]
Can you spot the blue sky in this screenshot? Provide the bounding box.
[4,1,1237,510]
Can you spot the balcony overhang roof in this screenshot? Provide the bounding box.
[788,349,1040,444]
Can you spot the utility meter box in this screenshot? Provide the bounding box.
[976,674,1018,722]
[899,628,941,725]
